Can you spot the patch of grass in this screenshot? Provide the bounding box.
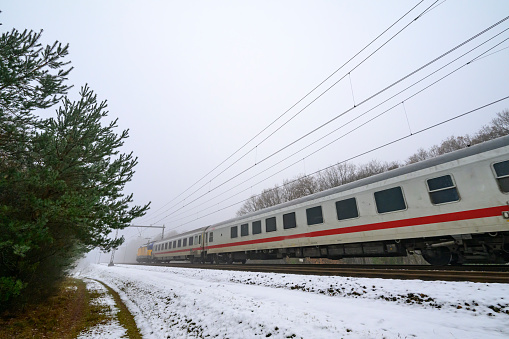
[93,279,142,339]
[0,278,108,338]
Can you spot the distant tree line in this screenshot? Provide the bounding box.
[237,109,509,216]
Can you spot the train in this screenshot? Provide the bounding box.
[136,241,153,262]
[137,135,509,266]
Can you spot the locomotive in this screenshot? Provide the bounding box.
[139,135,509,266]
[136,242,154,262]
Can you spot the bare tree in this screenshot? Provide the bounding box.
[406,148,430,164]
[354,160,400,180]
[236,109,509,216]
[406,109,509,164]
[236,195,258,216]
[316,162,357,191]
[256,185,285,210]
[282,175,318,201]
[471,109,509,144]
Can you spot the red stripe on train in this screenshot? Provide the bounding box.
[157,247,202,255]
[204,205,508,251]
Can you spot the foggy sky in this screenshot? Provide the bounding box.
[3,1,509,259]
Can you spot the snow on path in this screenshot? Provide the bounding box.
[77,278,127,338]
[79,264,509,338]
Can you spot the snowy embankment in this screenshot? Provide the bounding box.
[77,264,509,338]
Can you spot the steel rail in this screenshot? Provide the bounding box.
[125,263,509,283]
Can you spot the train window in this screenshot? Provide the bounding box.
[252,220,262,234]
[183,238,187,247]
[374,186,406,213]
[241,223,249,236]
[173,240,177,248]
[266,217,277,232]
[306,206,323,225]
[199,235,202,244]
[194,236,198,245]
[283,212,297,229]
[493,160,509,193]
[231,226,238,238]
[178,239,181,248]
[189,236,194,246]
[426,175,459,204]
[169,242,172,249]
[165,243,168,250]
[336,198,359,220]
[209,232,213,243]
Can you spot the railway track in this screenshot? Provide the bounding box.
[126,263,509,283]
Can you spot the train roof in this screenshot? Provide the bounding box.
[154,225,209,243]
[208,134,509,229]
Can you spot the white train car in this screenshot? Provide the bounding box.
[202,135,509,265]
[152,227,207,263]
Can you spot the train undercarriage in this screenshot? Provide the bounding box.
[409,231,509,265]
[197,231,509,266]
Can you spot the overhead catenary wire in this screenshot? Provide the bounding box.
[160,95,509,233]
[165,0,442,207]
[158,37,509,227]
[147,25,509,227]
[145,17,509,225]
[140,1,450,225]
[138,0,433,223]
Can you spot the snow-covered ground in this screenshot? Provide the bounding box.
[76,263,509,338]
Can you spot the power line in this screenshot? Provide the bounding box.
[158,35,509,227]
[139,0,432,222]
[161,95,509,233]
[146,16,509,224]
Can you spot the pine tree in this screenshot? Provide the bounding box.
[0,28,149,310]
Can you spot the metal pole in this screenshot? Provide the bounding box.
[108,229,119,266]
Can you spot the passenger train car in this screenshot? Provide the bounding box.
[143,136,509,265]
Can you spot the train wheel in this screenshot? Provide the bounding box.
[422,247,452,266]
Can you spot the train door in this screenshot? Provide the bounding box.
[203,229,210,263]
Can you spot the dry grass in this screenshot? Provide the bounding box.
[93,279,142,339]
[0,277,140,339]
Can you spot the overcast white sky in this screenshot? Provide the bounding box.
[3,1,509,253]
